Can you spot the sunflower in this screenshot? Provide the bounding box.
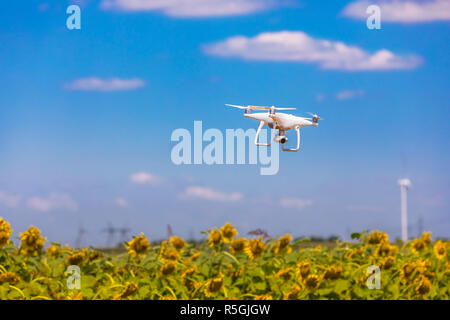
[88,250,103,262]
[273,234,293,255]
[19,226,46,256]
[380,256,395,270]
[230,238,247,255]
[410,232,432,254]
[255,295,273,300]
[169,236,186,251]
[220,223,238,242]
[0,217,12,248]
[66,252,86,266]
[45,245,61,258]
[367,230,388,245]
[415,276,431,296]
[204,273,224,297]
[297,261,311,278]
[304,274,321,291]
[276,267,294,281]
[161,261,177,277]
[284,284,301,300]
[181,266,198,291]
[164,248,181,261]
[433,240,447,260]
[0,272,20,285]
[415,258,431,274]
[400,262,416,282]
[66,291,83,300]
[208,228,222,248]
[114,282,138,300]
[345,247,364,259]
[323,265,343,281]
[126,233,150,260]
[184,251,201,263]
[159,296,176,300]
[376,241,398,257]
[245,237,266,260]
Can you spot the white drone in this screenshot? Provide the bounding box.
[226,104,322,152]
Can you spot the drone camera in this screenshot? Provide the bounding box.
[275,135,288,144]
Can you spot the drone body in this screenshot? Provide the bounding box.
[226,104,321,152]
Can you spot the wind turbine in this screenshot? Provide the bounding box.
[398,178,411,242]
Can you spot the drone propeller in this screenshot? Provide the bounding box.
[226,104,296,111]
[306,112,323,120]
[225,104,248,109]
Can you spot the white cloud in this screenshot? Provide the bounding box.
[100,0,275,17]
[316,94,325,102]
[115,197,129,207]
[203,31,422,71]
[130,172,161,184]
[342,0,450,23]
[336,89,365,100]
[179,186,243,202]
[27,193,78,212]
[280,197,313,210]
[64,77,145,91]
[0,191,21,208]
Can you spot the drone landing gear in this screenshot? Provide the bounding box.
[281,127,300,152]
[255,121,271,146]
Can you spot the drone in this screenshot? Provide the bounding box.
[226,104,322,152]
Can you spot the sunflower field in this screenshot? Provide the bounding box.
[0,218,448,300]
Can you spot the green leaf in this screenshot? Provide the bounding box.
[351,233,361,240]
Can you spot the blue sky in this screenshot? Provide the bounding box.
[0,0,449,246]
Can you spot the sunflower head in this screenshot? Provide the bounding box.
[400,262,416,281]
[433,240,447,260]
[245,237,266,260]
[204,273,224,297]
[410,232,432,254]
[416,258,431,274]
[0,217,12,249]
[376,241,398,257]
[182,266,197,278]
[208,228,222,248]
[45,245,61,258]
[114,282,138,300]
[184,251,201,264]
[66,291,83,300]
[126,233,150,260]
[323,265,343,281]
[66,251,86,266]
[276,267,294,281]
[381,256,395,270]
[297,261,311,278]
[182,267,198,290]
[164,248,181,261]
[273,234,293,255]
[220,223,238,242]
[255,294,273,300]
[284,284,301,300]
[367,230,388,245]
[161,261,177,277]
[230,238,247,255]
[415,276,432,296]
[19,226,46,256]
[169,236,186,251]
[304,274,321,291]
[0,272,20,285]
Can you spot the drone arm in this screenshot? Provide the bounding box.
[255,121,271,146]
[282,126,300,152]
